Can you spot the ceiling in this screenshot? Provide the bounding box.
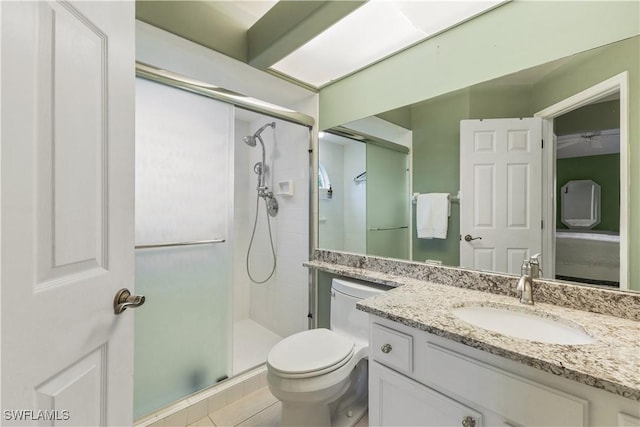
[136,0,506,90]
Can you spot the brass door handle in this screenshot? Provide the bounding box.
[464,234,482,242]
[114,288,146,315]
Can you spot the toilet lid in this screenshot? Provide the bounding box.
[267,329,354,377]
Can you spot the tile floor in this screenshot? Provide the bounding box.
[186,387,369,427]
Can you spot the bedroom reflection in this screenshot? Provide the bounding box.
[554,95,620,287]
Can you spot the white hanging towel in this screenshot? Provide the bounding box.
[416,193,449,239]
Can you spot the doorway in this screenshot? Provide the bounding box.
[536,73,629,289]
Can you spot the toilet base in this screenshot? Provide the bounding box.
[330,394,367,426]
[275,359,369,427]
[281,401,331,427]
[330,359,368,426]
[279,386,367,427]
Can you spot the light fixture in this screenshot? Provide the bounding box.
[271,0,505,88]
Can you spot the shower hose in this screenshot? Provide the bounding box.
[246,192,277,284]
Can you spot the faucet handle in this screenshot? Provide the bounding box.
[529,253,542,279]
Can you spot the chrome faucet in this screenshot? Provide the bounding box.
[516,253,541,305]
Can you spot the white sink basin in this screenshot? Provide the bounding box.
[453,305,595,345]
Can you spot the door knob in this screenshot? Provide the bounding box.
[114,288,145,315]
[461,416,476,427]
[464,234,482,242]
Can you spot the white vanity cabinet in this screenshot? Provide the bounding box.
[370,361,486,426]
[369,322,501,427]
[368,316,640,427]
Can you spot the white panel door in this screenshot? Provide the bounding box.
[460,118,542,274]
[1,2,134,426]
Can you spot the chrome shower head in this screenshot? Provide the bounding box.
[243,122,275,188]
[242,122,274,147]
[243,135,257,147]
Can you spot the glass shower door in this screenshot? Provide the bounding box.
[366,143,410,259]
[134,245,231,418]
[134,77,233,419]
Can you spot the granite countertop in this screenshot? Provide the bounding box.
[306,260,640,401]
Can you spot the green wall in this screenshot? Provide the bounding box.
[319,1,639,129]
[411,84,532,265]
[556,154,620,232]
[554,100,619,136]
[469,84,531,119]
[411,91,467,265]
[317,271,334,329]
[377,109,412,130]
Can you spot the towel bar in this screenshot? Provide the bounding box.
[135,238,226,249]
[369,226,409,231]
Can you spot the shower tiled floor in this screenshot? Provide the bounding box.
[233,319,282,375]
[188,386,369,427]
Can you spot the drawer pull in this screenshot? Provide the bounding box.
[381,344,393,354]
[462,416,476,427]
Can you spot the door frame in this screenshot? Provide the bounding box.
[534,72,629,289]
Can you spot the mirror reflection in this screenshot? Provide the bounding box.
[319,127,410,259]
[318,37,635,292]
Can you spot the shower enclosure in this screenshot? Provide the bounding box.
[318,132,410,259]
[133,68,313,419]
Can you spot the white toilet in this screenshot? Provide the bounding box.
[266,278,388,426]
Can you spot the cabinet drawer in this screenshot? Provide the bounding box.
[423,342,588,426]
[371,323,413,373]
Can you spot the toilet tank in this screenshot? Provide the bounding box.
[330,278,389,346]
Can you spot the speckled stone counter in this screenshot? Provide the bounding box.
[310,249,640,321]
[305,250,640,401]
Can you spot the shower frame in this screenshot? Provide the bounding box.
[134,62,319,415]
[135,60,318,324]
[136,63,314,127]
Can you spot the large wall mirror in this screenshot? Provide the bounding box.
[317,36,638,292]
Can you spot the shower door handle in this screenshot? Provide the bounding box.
[114,288,146,315]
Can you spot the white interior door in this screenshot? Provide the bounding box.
[460,118,542,274]
[1,2,135,426]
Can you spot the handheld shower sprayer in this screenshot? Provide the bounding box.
[243,122,276,193]
[254,121,276,138]
[243,121,278,284]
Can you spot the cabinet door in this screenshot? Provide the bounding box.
[370,361,483,427]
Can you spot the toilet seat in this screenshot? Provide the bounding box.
[267,329,355,379]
